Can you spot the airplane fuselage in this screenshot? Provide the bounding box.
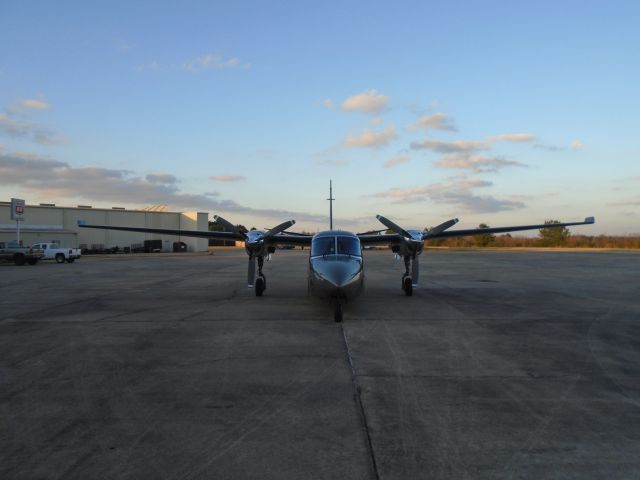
[308,231,364,301]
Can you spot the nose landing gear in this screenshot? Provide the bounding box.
[334,302,343,323]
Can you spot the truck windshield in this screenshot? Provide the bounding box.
[337,236,361,256]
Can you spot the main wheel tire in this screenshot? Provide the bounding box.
[255,277,265,296]
[334,303,343,323]
[55,253,65,264]
[259,274,266,290]
[14,254,25,266]
[66,258,75,263]
[403,277,413,296]
[27,258,38,265]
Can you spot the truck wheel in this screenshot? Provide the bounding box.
[27,258,38,265]
[14,254,25,266]
[66,258,75,263]
[55,253,65,264]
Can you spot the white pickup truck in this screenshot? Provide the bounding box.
[31,243,81,263]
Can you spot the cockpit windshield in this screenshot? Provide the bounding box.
[311,237,335,256]
[337,236,361,256]
[311,236,361,257]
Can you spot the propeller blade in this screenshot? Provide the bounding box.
[424,218,459,238]
[247,256,256,287]
[214,215,247,240]
[411,256,420,285]
[376,215,412,239]
[263,220,296,239]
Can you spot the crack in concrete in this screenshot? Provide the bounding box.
[339,324,380,480]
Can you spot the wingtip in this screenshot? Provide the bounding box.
[585,216,595,224]
[77,220,86,226]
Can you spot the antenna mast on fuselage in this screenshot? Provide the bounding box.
[327,180,334,230]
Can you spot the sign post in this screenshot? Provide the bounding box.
[11,198,25,246]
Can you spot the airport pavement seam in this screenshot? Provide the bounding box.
[340,324,380,480]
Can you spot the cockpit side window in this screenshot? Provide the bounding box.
[337,236,361,256]
[311,237,335,256]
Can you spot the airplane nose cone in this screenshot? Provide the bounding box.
[327,268,354,288]
[309,257,364,299]
[316,260,362,288]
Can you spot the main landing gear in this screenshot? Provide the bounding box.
[255,256,267,297]
[402,255,413,296]
[402,275,413,296]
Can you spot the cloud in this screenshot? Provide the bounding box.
[411,131,537,154]
[0,151,331,223]
[571,139,584,150]
[209,175,246,182]
[323,99,334,109]
[341,89,389,114]
[344,126,397,149]
[20,96,50,110]
[533,143,564,152]
[486,133,536,143]
[146,173,178,184]
[371,116,382,125]
[0,113,29,136]
[384,152,410,168]
[610,200,640,207]
[183,53,250,72]
[435,153,526,172]
[410,138,488,153]
[0,112,67,145]
[443,193,526,213]
[139,52,251,73]
[370,176,525,213]
[413,113,457,132]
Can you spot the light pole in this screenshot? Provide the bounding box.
[327,180,335,230]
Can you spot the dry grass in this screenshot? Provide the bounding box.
[427,234,640,249]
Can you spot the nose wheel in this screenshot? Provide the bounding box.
[334,302,343,323]
[255,274,266,296]
[402,275,413,296]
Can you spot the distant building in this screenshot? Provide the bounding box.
[0,201,209,252]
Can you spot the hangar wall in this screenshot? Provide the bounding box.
[0,202,209,252]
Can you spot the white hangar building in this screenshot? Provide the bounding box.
[0,201,209,252]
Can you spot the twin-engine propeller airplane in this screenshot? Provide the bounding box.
[78,207,595,322]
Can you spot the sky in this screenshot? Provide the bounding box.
[1,1,639,234]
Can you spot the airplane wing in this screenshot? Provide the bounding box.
[424,217,595,239]
[77,222,243,240]
[357,233,403,246]
[357,217,595,245]
[77,221,314,245]
[269,233,313,246]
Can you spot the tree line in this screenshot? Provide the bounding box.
[427,220,640,249]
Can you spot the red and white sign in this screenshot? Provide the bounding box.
[11,198,25,221]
